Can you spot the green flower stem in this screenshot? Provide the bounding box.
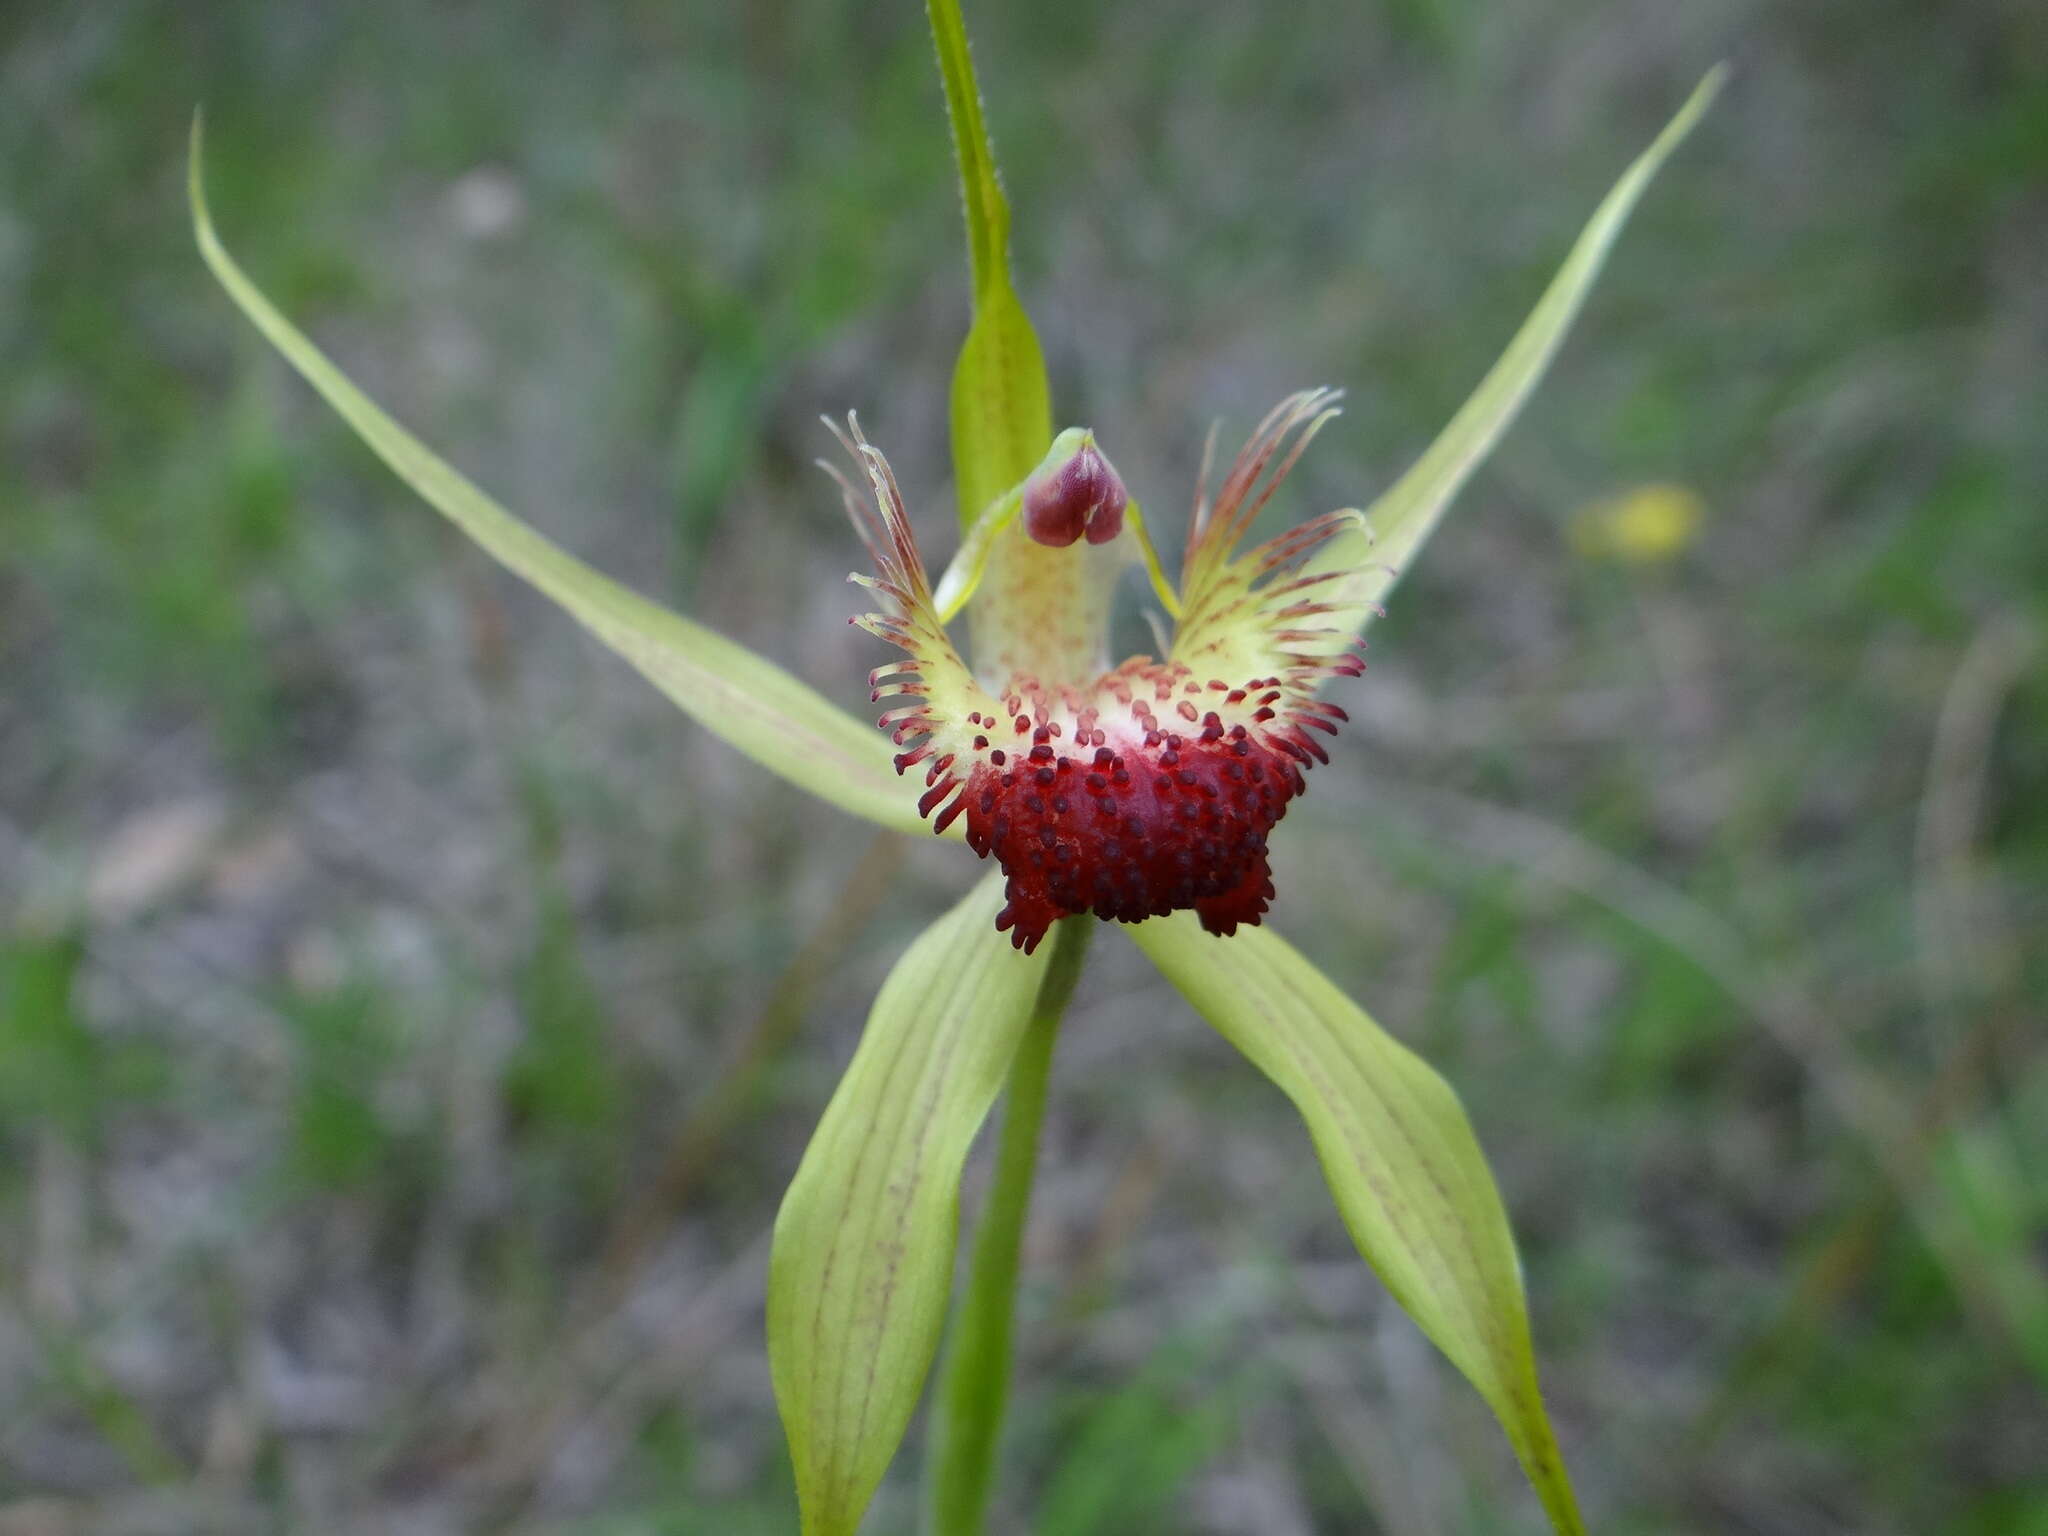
[925,914,1092,1535]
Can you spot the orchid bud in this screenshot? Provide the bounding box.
[1020,429,1128,547]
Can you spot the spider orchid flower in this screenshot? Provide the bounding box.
[825,396,1368,953]
[191,7,1720,1531]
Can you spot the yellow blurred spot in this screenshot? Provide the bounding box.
[1571,482,1705,564]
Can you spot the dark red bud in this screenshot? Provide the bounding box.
[1022,440,1128,548]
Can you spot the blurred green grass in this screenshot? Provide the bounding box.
[3,0,2046,1532]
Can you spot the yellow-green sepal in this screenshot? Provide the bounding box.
[1128,914,1589,1536]
[768,871,1050,1535]
[189,117,921,837]
[1303,67,1726,648]
[928,0,1053,528]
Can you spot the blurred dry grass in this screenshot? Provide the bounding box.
[3,1,2046,1532]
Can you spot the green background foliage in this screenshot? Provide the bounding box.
[3,1,2045,1531]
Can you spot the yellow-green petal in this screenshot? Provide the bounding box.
[1301,67,1726,652]
[1128,913,1588,1536]
[768,871,1050,1536]
[189,117,920,837]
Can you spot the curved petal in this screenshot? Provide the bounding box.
[1127,913,1588,1536]
[189,118,921,837]
[1300,66,1726,653]
[768,871,1050,1536]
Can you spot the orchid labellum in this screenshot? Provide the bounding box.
[193,7,1720,1530]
